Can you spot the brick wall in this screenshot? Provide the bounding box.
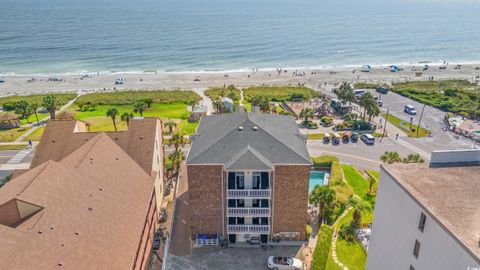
[187,164,224,235]
[272,165,310,240]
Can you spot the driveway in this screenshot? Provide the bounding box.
[166,246,302,270]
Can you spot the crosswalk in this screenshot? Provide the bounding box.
[7,148,33,164]
[396,138,430,160]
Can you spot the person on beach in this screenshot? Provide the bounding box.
[28,140,33,148]
[395,133,399,140]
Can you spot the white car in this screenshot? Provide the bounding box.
[267,256,303,270]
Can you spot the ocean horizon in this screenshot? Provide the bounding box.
[1,0,479,75]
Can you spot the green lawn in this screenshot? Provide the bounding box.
[0,144,28,151]
[342,165,375,224]
[382,113,430,138]
[329,209,367,270]
[0,127,31,142]
[243,101,252,112]
[307,133,325,140]
[67,102,198,134]
[23,126,45,142]
[75,90,200,105]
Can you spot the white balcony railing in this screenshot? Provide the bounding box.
[227,207,270,216]
[227,189,271,198]
[227,225,270,233]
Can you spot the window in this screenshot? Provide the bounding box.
[252,217,260,225]
[228,199,236,208]
[237,199,244,208]
[409,265,415,270]
[418,212,426,232]
[252,199,260,208]
[261,199,269,208]
[413,240,421,258]
[235,173,245,189]
[252,172,261,189]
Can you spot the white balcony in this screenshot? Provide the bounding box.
[227,207,270,216]
[227,189,271,198]
[227,225,270,233]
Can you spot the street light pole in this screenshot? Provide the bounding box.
[381,107,389,142]
[416,104,426,138]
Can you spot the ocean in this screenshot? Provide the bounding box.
[1,0,479,75]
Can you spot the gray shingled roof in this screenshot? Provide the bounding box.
[186,112,311,167]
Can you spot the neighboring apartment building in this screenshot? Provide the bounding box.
[367,149,480,270]
[0,133,158,269]
[29,118,165,212]
[186,112,311,245]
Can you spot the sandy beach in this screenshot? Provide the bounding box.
[0,63,479,95]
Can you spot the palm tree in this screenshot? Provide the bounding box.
[120,112,133,127]
[359,92,374,120]
[133,101,146,117]
[337,82,355,104]
[299,107,314,123]
[380,151,402,164]
[188,100,198,112]
[31,102,40,125]
[14,100,33,123]
[367,102,380,122]
[42,94,60,119]
[309,185,336,224]
[170,132,185,152]
[142,98,153,108]
[259,98,270,113]
[345,196,370,228]
[169,149,185,172]
[164,120,177,134]
[212,98,225,114]
[105,107,119,131]
[403,153,425,163]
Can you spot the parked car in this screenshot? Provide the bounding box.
[351,132,359,143]
[377,100,383,107]
[361,133,375,145]
[375,87,389,94]
[342,131,351,143]
[159,207,168,222]
[323,133,331,144]
[267,256,303,270]
[404,104,417,115]
[354,89,365,99]
[332,133,341,145]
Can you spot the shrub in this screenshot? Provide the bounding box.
[243,86,321,102]
[75,90,200,106]
[205,86,241,103]
[311,224,333,270]
[0,93,76,110]
[339,221,357,241]
[320,116,333,126]
[306,224,313,239]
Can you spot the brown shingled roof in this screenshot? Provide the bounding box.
[0,133,155,270]
[382,163,480,261]
[55,111,76,120]
[31,118,161,175]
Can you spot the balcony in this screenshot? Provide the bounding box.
[227,225,270,233]
[227,189,271,198]
[227,207,270,216]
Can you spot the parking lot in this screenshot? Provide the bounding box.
[166,245,302,270]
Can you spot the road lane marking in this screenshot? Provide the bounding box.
[320,150,381,164]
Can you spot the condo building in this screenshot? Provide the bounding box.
[186,112,311,245]
[0,118,164,270]
[367,149,480,270]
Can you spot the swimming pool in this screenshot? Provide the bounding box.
[309,171,330,192]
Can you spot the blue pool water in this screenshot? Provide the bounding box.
[309,171,329,192]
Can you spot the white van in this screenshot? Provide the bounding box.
[354,89,365,98]
[361,133,375,145]
[404,104,417,115]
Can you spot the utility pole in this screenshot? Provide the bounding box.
[381,107,389,142]
[416,104,426,138]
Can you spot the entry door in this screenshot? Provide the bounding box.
[260,234,268,243]
[229,234,236,243]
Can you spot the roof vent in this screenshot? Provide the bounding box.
[57,262,63,267]
[51,140,55,143]
[74,231,79,235]
[253,126,258,131]
[238,126,244,131]
[140,136,144,140]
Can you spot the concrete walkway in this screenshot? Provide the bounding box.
[192,88,213,115]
